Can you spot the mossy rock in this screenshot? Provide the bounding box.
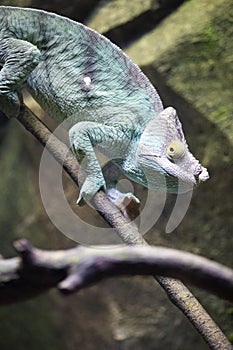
[126,0,233,145]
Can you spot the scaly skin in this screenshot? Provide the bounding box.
[0,6,209,203]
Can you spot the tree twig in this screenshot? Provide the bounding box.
[0,240,232,304]
[16,105,232,350]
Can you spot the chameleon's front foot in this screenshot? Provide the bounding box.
[76,175,107,206]
[0,92,20,118]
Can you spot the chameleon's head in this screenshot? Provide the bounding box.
[137,107,209,193]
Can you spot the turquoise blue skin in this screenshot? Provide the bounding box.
[0,7,208,203]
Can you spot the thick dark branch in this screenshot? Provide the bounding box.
[0,240,232,305]
[16,105,232,350]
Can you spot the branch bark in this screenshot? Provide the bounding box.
[1,240,233,304]
[15,105,232,350]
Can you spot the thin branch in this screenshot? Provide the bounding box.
[16,105,232,350]
[60,246,233,301]
[1,240,233,304]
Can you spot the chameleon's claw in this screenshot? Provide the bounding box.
[76,194,86,206]
[76,176,107,206]
[0,92,20,118]
[107,188,140,206]
[126,193,140,204]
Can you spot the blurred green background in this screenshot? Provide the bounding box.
[0,0,232,349]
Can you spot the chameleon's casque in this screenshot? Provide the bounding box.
[0,6,209,203]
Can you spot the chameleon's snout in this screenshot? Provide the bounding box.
[196,166,209,184]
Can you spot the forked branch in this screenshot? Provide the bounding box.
[0,239,232,305]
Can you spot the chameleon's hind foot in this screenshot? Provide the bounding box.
[107,188,140,221]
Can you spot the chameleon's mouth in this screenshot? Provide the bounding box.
[165,165,209,194]
[167,162,209,187]
[139,153,209,189]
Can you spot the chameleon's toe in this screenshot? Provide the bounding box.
[107,188,140,222]
[107,188,140,207]
[76,176,106,206]
[107,188,140,221]
[0,93,20,118]
[76,194,86,206]
[124,193,140,204]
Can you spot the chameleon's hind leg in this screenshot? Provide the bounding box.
[0,36,41,117]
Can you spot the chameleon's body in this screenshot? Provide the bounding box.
[0,6,209,203]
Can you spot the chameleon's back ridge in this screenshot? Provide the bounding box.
[0,6,163,123]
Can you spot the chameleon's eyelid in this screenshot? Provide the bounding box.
[137,145,161,159]
[138,153,161,159]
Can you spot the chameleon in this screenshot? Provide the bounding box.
[0,6,209,205]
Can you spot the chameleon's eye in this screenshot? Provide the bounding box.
[166,140,185,159]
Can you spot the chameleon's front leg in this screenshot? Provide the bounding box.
[0,36,41,117]
[69,121,128,205]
